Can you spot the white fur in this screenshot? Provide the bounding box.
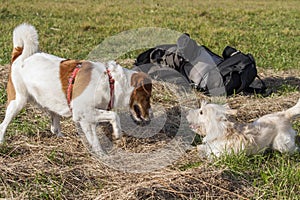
[0,24,149,154]
[187,99,300,159]
[13,23,39,62]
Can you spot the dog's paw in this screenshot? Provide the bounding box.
[92,145,105,156]
[197,145,208,158]
[112,121,122,139]
[113,129,123,140]
[74,122,84,136]
[0,133,4,144]
[57,132,64,137]
[50,127,64,137]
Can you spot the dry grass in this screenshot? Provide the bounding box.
[0,63,299,199]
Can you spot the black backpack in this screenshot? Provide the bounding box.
[135,34,266,96]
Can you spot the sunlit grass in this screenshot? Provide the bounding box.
[0,0,299,70]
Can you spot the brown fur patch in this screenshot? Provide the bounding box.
[60,59,82,97]
[11,47,23,63]
[130,72,152,95]
[72,61,93,100]
[130,72,152,118]
[6,47,24,107]
[59,60,92,100]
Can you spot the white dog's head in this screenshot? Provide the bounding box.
[187,101,237,136]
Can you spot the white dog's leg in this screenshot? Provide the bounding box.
[79,121,104,155]
[197,144,212,159]
[197,143,221,160]
[73,108,122,153]
[0,97,27,143]
[93,110,122,139]
[197,144,206,158]
[50,112,64,137]
[272,129,297,153]
[75,122,83,136]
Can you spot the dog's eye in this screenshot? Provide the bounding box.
[199,110,203,115]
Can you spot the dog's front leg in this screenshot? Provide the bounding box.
[50,112,63,137]
[197,144,209,159]
[93,110,122,139]
[75,122,84,136]
[79,121,104,155]
[197,143,218,160]
[0,97,27,143]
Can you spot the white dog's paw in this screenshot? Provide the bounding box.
[50,125,57,134]
[197,145,208,159]
[111,115,122,139]
[113,128,123,140]
[73,122,83,136]
[50,125,64,137]
[57,132,65,137]
[0,127,5,143]
[92,144,105,156]
[202,137,208,143]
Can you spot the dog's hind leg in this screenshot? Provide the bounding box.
[50,111,63,137]
[272,128,297,153]
[0,96,27,143]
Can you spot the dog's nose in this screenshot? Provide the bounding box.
[140,117,151,126]
[141,110,151,125]
[141,115,151,123]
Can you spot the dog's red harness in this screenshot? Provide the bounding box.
[67,65,115,111]
[67,63,82,108]
[106,69,115,110]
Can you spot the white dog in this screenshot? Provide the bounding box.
[0,23,152,154]
[187,99,300,159]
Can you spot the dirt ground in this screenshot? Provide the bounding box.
[0,64,299,199]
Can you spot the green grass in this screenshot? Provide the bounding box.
[217,152,300,199]
[0,87,7,105]
[0,0,299,70]
[0,0,299,199]
[277,84,299,95]
[179,151,300,199]
[0,87,48,140]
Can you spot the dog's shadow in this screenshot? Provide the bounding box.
[261,75,300,94]
[94,105,195,153]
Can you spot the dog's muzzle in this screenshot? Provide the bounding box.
[130,105,152,126]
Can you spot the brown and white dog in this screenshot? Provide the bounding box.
[0,23,152,154]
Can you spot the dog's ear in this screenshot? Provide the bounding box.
[200,100,208,108]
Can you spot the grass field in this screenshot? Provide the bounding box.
[0,0,299,199]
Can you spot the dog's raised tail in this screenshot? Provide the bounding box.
[284,98,300,120]
[11,23,39,63]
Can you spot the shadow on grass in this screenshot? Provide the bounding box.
[262,76,300,94]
